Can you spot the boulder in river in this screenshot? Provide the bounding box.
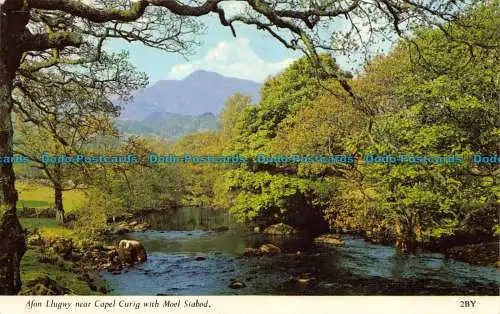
[243,243,282,257]
[117,240,147,264]
[258,243,281,255]
[296,273,316,284]
[313,234,345,247]
[263,223,297,235]
[105,226,131,235]
[228,279,246,289]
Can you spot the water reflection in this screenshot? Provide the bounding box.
[137,207,237,231]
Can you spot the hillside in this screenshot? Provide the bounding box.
[116,112,218,138]
[119,70,260,120]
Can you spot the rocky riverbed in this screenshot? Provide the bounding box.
[101,228,499,296]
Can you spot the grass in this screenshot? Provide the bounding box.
[21,248,106,295]
[16,182,108,295]
[16,179,86,213]
[20,218,78,240]
[20,218,108,295]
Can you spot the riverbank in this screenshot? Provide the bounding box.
[445,242,499,267]
[19,217,157,295]
[358,228,499,268]
[20,218,108,295]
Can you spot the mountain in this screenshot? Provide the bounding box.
[116,112,218,139]
[119,70,261,120]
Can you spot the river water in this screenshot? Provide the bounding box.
[101,207,499,295]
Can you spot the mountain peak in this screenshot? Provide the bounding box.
[184,70,224,81]
[119,70,260,120]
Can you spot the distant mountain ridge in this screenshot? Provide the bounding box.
[119,70,261,120]
[116,111,218,139]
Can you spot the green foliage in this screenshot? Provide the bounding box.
[20,249,104,295]
[340,2,500,249]
[225,169,313,221]
[173,131,225,207]
[217,55,348,229]
[230,54,344,155]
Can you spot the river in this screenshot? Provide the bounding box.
[101,207,499,295]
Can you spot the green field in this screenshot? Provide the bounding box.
[17,180,86,213]
[21,218,78,239]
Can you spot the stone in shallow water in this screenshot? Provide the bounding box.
[258,243,281,255]
[313,234,345,246]
[263,223,297,235]
[243,243,282,257]
[117,239,147,264]
[296,273,316,284]
[228,279,246,289]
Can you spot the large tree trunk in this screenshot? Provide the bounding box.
[0,62,25,295]
[55,187,64,225]
[54,164,65,225]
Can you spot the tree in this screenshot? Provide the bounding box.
[14,114,119,225]
[224,55,344,231]
[353,2,499,252]
[219,93,252,144]
[0,0,481,295]
[12,48,145,226]
[84,135,185,230]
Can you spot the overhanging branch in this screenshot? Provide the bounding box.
[27,0,149,23]
[19,31,82,52]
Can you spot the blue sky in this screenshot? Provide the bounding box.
[106,15,301,85]
[105,3,390,86]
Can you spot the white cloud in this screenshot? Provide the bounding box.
[169,38,296,82]
[219,1,249,16]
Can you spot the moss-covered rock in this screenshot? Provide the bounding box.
[243,243,282,257]
[263,223,297,235]
[258,243,281,255]
[314,234,345,246]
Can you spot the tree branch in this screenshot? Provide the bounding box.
[27,0,149,23]
[19,31,82,52]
